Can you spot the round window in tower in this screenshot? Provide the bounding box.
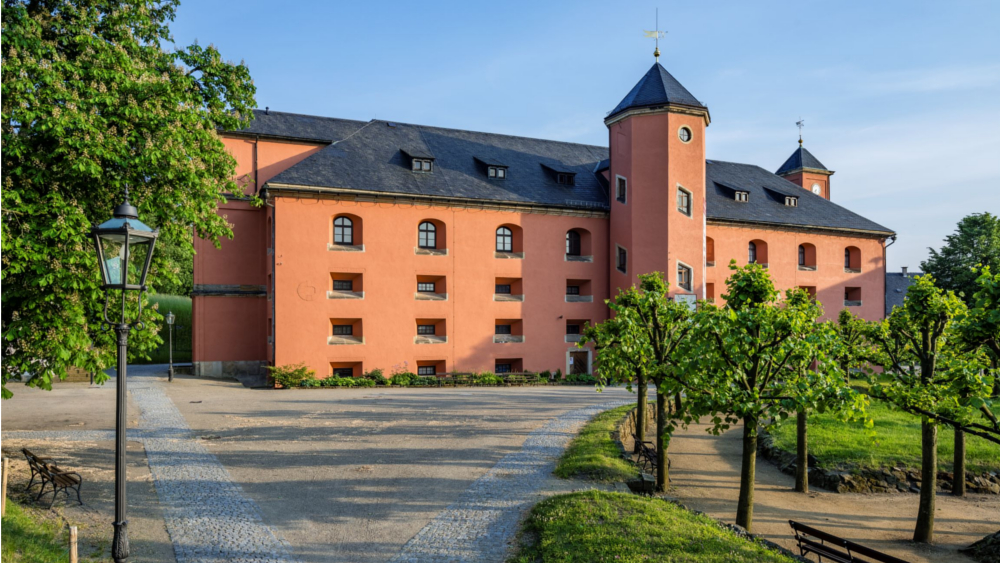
[678,126,693,143]
[811,183,822,195]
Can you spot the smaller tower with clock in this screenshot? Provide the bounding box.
[776,139,834,200]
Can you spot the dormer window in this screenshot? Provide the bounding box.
[785,196,798,207]
[556,173,575,185]
[412,158,433,173]
[488,166,507,180]
[735,191,749,203]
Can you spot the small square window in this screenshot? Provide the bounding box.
[333,279,352,291]
[332,325,353,336]
[417,282,436,293]
[413,158,433,172]
[497,168,506,179]
[566,324,581,335]
[556,173,574,185]
[785,196,798,207]
[417,366,436,376]
[735,191,749,203]
[417,324,436,335]
[488,166,507,179]
[495,363,512,374]
[495,324,512,335]
[495,284,511,294]
[566,285,580,295]
[333,367,354,378]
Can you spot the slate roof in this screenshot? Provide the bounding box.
[776,145,830,175]
[886,272,921,316]
[706,160,893,235]
[607,63,704,120]
[247,110,611,211]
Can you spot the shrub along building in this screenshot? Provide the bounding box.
[193,61,895,384]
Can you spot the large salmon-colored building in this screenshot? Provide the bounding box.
[193,62,895,384]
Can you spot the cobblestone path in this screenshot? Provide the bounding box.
[388,400,629,563]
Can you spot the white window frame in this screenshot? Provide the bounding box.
[735,191,749,203]
[676,260,694,292]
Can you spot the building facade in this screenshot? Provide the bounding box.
[192,62,895,383]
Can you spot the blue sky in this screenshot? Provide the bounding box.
[170,0,999,271]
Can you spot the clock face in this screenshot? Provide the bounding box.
[811,183,822,195]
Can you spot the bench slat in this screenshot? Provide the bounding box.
[789,521,911,563]
[796,536,854,563]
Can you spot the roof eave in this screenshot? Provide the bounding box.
[604,103,711,127]
[776,166,835,177]
[707,217,893,238]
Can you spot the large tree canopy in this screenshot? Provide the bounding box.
[2,0,256,398]
[922,212,1000,303]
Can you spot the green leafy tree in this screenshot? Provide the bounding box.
[584,273,695,492]
[585,314,650,447]
[689,262,862,531]
[1,0,256,398]
[922,212,1000,303]
[865,275,995,542]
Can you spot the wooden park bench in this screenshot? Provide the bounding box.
[789,521,910,563]
[22,448,84,509]
[636,441,658,474]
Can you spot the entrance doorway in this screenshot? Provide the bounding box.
[569,351,590,375]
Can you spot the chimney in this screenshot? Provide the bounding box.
[265,106,269,115]
[901,266,908,278]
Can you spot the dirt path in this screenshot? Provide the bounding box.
[665,421,999,563]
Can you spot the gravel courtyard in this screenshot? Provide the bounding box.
[1,365,632,562]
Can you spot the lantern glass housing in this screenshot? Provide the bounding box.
[91,198,158,291]
[165,311,175,325]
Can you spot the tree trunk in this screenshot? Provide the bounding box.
[674,392,682,414]
[655,390,669,492]
[736,415,757,531]
[795,410,808,493]
[635,369,647,451]
[913,419,937,543]
[953,426,965,497]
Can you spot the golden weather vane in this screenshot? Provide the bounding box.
[796,118,805,145]
[643,8,666,62]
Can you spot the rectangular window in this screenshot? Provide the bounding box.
[617,246,627,273]
[566,285,580,295]
[333,279,352,291]
[332,325,353,336]
[417,366,436,376]
[556,173,574,185]
[566,324,581,335]
[785,196,798,207]
[495,284,511,294]
[495,363,512,374]
[412,158,433,172]
[488,166,507,179]
[417,324,436,335]
[677,187,692,216]
[495,324,512,335]
[333,367,354,378]
[417,282,436,293]
[677,263,693,292]
[735,191,749,203]
[616,177,627,203]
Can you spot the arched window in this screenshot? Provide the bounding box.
[418,221,437,249]
[844,248,851,269]
[333,216,353,245]
[798,245,806,266]
[748,241,757,264]
[566,231,581,256]
[496,227,513,252]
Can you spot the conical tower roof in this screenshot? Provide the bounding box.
[776,145,829,175]
[607,63,704,120]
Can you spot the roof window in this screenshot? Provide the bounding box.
[556,173,575,185]
[735,191,749,203]
[488,166,507,180]
[785,196,798,207]
[412,158,433,173]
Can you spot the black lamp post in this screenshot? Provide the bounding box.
[90,188,158,563]
[165,310,175,382]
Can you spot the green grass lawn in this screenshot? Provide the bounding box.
[1,500,72,563]
[508,491,796,563]
[554,403,641,482]
[770,399,1000,473]
[141,294,192,363]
